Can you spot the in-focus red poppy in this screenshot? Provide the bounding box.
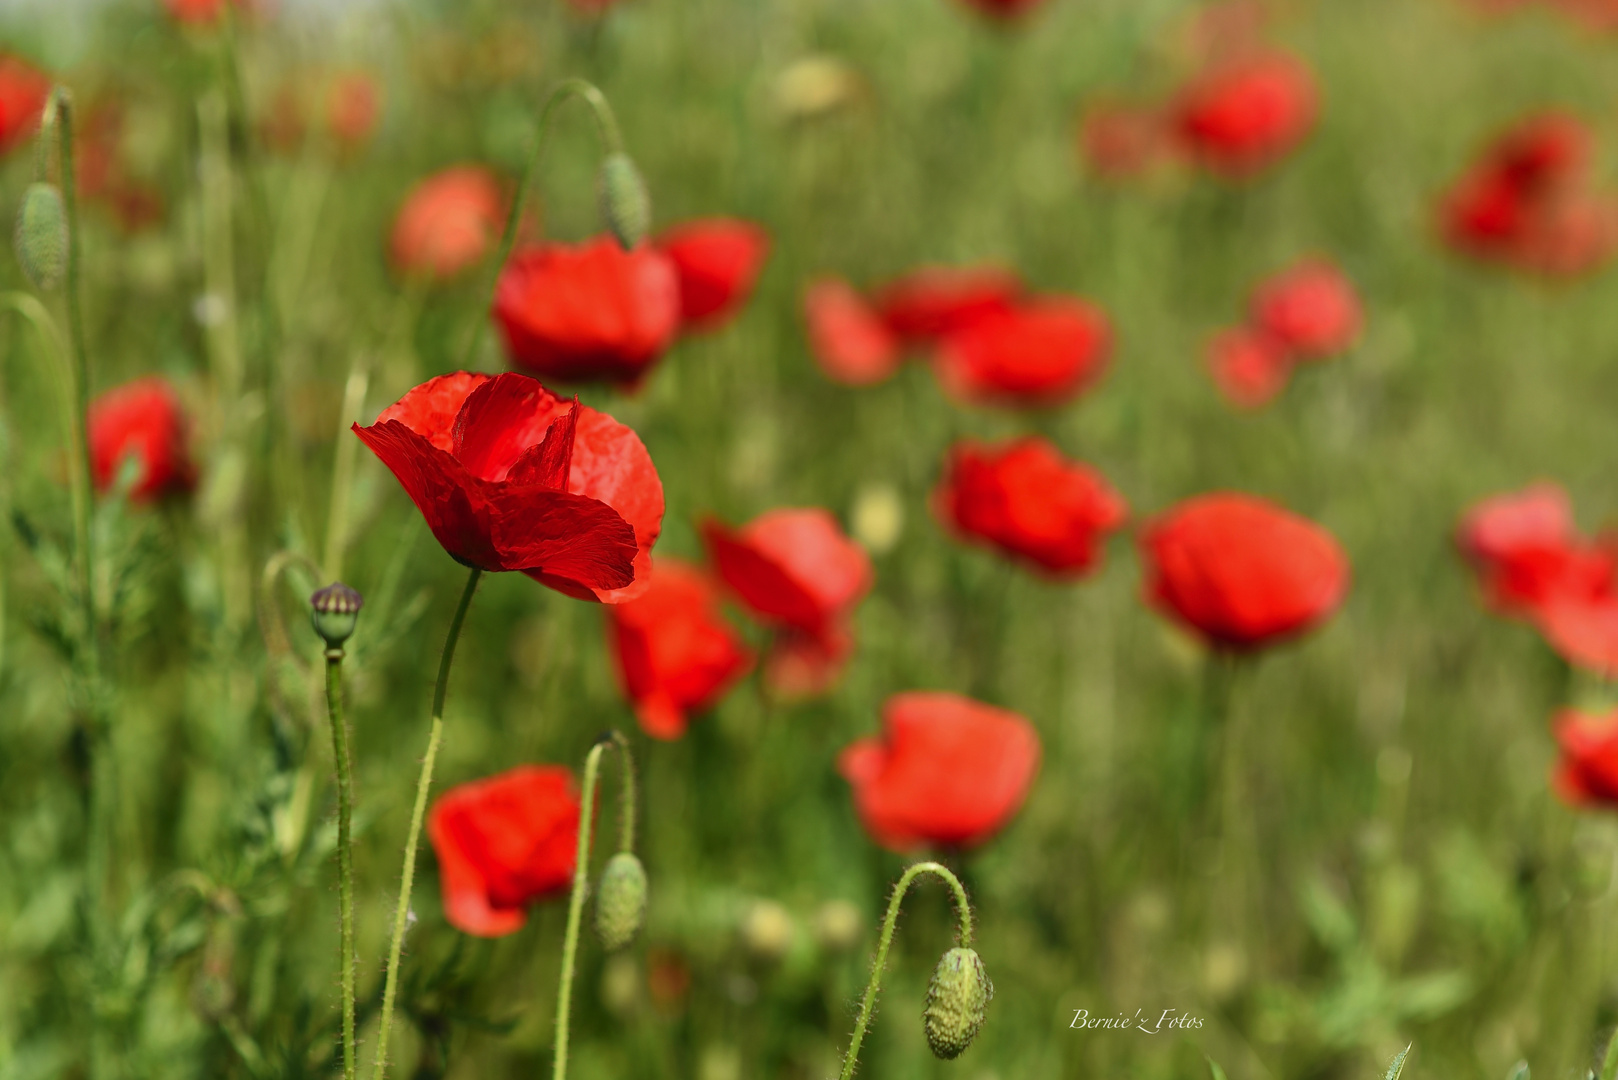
[1140,492,1350,649]
[354,371,663,603]
[1205,325,1292,409]
[935,437,1128,576]
[874,265,1022,344]
[389,166,506,281]
[606,558,754,739]
[0,54,49,157]
[838,691,1041,851]
[932,297,1113,408]
[657,217,770,331]
[1079,100,1169,181]
[325,72,380,149]
[955,0,1048,17]
[803,277,902,387]
[494,236,681,389]
[88,377,197,502]
[1553,708,1618,807]
[1171,52,1319,178]
[426,765,579,937]
[1249,258,1362,360]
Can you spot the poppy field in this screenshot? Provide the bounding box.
[10,0,1618,1077]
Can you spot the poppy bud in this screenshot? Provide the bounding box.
[923,946,992,1060]
[15,181,67,291]
[310,582,363,648]
[598,152,650,250]
[594,851,648,951]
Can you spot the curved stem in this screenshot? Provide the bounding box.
[369,566,482,1080]
[457,78,626,372]
[325,648,357,1080]
[838,861,973,1080]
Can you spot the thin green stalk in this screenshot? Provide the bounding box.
[457,78,625,371]
[838,861,973,1080]
[1600,1025,1618,1080]
[325,649,357,1080]
[369,566,482,1080]
[322,361,370,581]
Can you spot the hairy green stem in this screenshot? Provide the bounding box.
[838,861,974,1080]
[457,78,625,371]
[370,567,482,1080]
[325,649,357,1080]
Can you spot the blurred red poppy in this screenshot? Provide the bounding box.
[1553,708,1618,807]
[494,236,681,388]
[935,437,1128,576]
[0,54,49,157]
[163,0,247,25]
[427,765,579,937]
[956,0,1048,17]
[1140,492,1350,649]
[1457,483,1577,572]
[354,371,663,603]
[1205,326,1292,409]
[390,166,506,281]
[325,72,380,150]
[803,277,902,386]
[606,558,754,739]
[88,377,196,502]
[657,217,770,331]
[932,297,1112,408]
[838,691,1040,851]
[1171,52,1319,178]
[874,265,1022,343]
[1080,100,1169,181]
[1457,483,1617,612]
[1249,258,1362,360]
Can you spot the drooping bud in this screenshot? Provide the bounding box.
[15,183,67,291]
[597,151,650,250]
[310,582,363,648]
[922,946,991,1060]
[594,851,648,951]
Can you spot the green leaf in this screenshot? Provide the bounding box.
[1208,1057,1229,1080]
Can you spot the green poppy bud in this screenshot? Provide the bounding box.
[594,851,648,951]
[597,152,650,251]
[15,182,67,292]
[310,582,363,648]
[923,946,991,1060]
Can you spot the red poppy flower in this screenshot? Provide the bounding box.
[325,72,380,149]
[1553,708,1618,807]
[606,558,754,739]
[1535,595,1618,674]
[494,236,681,388]
[1456,483,1616,615]
[354,371,663,603]
[803,277,902,386]
[1080,100,1169,181]
[1458,483,1577,569]
[1249,258,1362,360]
[838,691,1041,851]
[427,765,579,937]
[88,377,196,502]
[1171,52,1319,178]
[1205,326,1292,409]
[390,166,506,281]
[0,54,49,157]
[932,297,1113,408]
[935,437,1128,576]
[163,0,248,25]
[657,218,770,331]
[874,265,1022,344]
[1140,492,1350,649]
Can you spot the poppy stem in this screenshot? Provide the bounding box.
[553,730,632,1080]
[1601,1021,1618,1080]
[837,861,974,1080]
[324,647,358,1080]
[457,78,626,372]
[369,566,483,1080]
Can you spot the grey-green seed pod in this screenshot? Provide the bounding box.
[594,851,648,951]
[15,182,67,291]
[597,152,650,250]
[310,582,364,648]
[923,946,992,1060]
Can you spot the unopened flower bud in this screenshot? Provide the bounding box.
[595,851,648,951]
[15,182,67,291]
[923,946,991,1060]
[310,582,363,648]
[597,151,650,250]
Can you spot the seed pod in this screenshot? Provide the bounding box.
[310,582,364,648]
[594,851,648,951]
[597,152,650,250]
[15,182,67,291]
[923,946,992,1060]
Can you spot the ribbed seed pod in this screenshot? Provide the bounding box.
[310,582,364,648]
[594,851,648,951]
[922,946,992,1060]
[597,152,650,251]
[15,182,67,291]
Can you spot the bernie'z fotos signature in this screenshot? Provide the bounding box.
[1069,1008,1205,1034]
